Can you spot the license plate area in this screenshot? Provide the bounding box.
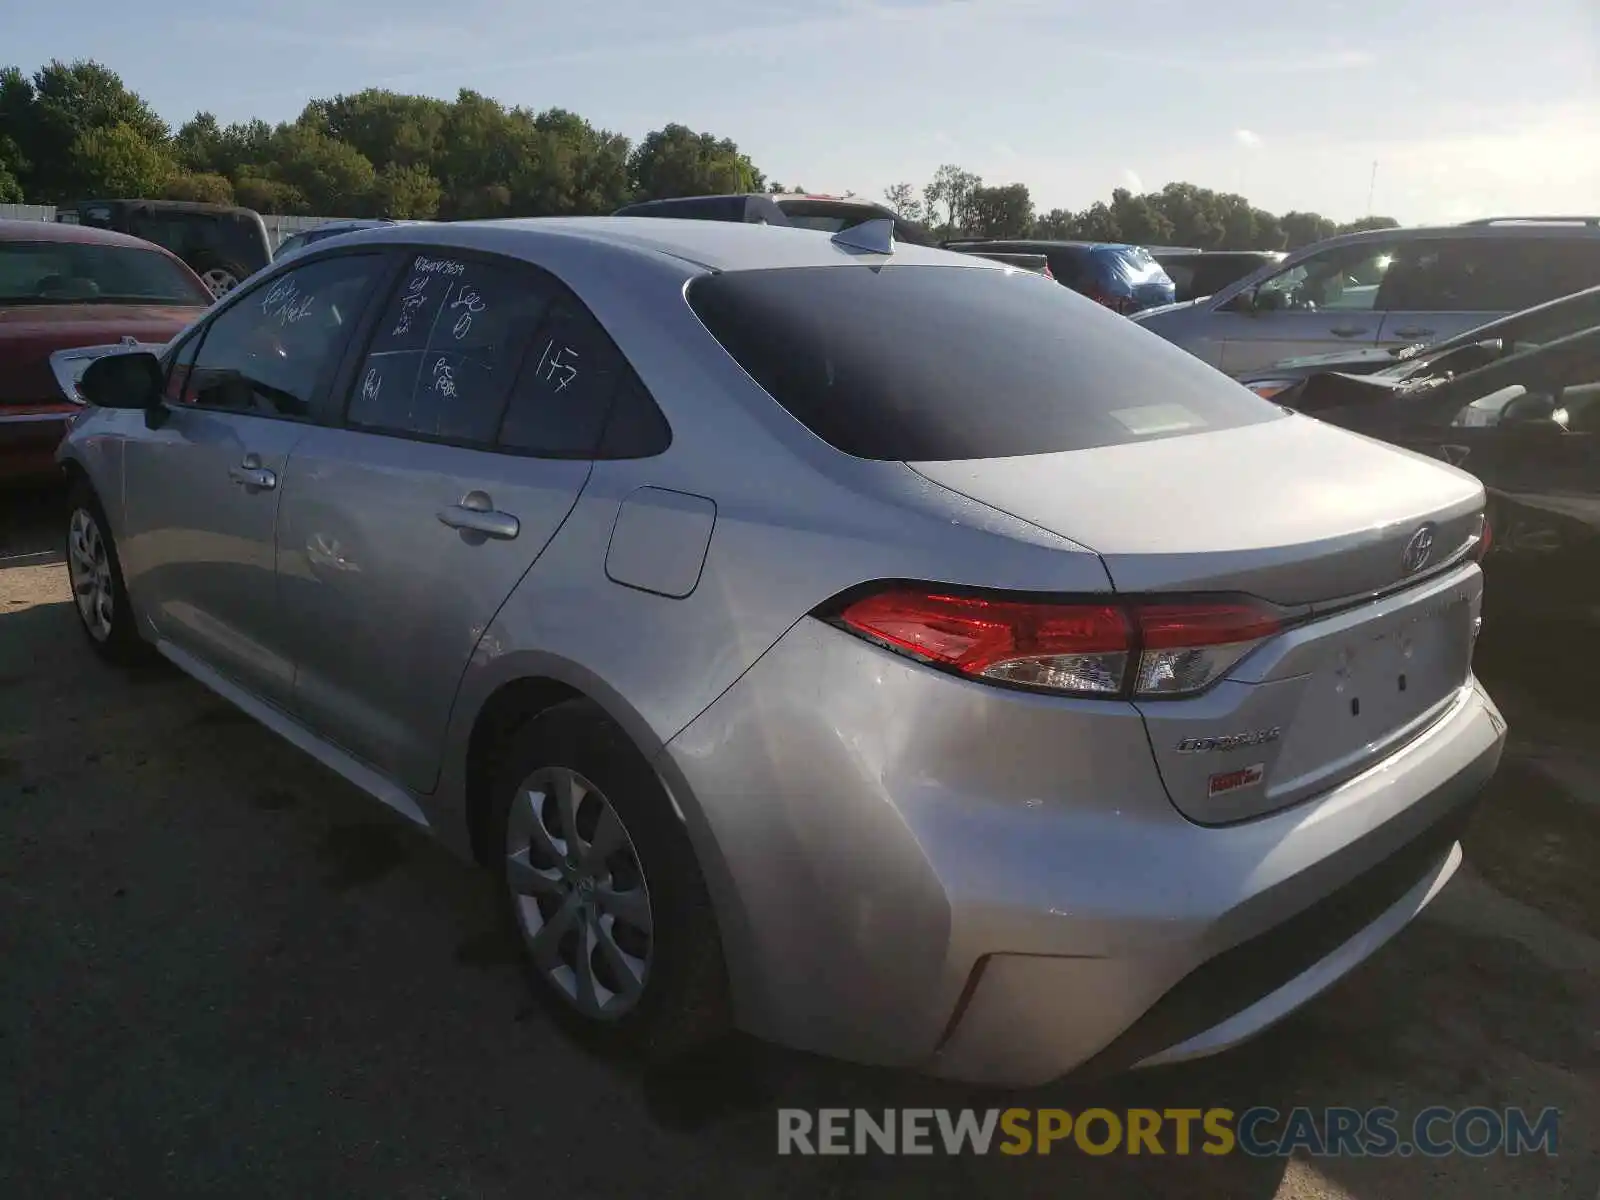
[1269,587,1475,798]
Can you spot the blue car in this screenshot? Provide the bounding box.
[944,238,1177,313]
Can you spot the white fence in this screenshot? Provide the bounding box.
[0,203,352,250]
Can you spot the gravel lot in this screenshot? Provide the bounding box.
[2,485,1597,1199]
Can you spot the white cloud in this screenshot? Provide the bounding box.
[1123,168,1145,193]
[1235,129,1263,150]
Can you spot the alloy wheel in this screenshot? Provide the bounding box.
[67,507,114,642]
[201,268,239,298]
[505,766,654,1019]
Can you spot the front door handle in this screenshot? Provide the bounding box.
[1391,326,1435,339]
[438,490,520,540]
[1330,325,1368,338]
[228,454,277,490]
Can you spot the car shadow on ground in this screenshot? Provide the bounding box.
[1,513,1596,1199]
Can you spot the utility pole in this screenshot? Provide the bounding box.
[1367,161,1378,215]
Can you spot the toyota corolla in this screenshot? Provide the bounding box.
[56,217,1505,1084]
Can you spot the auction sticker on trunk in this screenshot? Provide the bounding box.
[1209,762,1265,798]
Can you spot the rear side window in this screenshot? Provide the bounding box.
[346,252,671,459]
[688,264,1284,460]
[347,254,557,443]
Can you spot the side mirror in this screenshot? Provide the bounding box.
[79,351,164,410]
[1224,288,1258,315]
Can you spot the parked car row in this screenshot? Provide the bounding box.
[0,219,213,482]
[48,215,1513,1089]
[1132,216,1600,375]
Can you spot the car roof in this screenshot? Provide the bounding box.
[60,199,259,217]
[333,215,995,273]
[0,218,186,250]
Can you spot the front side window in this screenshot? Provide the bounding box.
[181,254,381,418]
[689,263,1283,461]
[0,241,211,306]
[1252,242,1397,313]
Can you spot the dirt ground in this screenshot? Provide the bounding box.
[2,485,1597,1199]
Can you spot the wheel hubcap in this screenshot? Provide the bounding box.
[201,268,239,298]
[67,508,113,642]
[505,766,654,1019]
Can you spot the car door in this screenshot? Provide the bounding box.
[1215,240,1400,375]
[275,250,629,792]
[1373,237,1516,353]
[119,251,388,704]
[1377,237,1600,354]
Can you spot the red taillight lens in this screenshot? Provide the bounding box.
[830,589,1282,698]
[836,590,1131,694]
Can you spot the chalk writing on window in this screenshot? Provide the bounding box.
[533,340,580,393]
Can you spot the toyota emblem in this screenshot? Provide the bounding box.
[1402,524,1436,574]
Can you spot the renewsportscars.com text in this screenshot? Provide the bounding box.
[777,1106,1561,1158]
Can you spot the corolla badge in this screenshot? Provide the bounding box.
[1402,523,1436,574]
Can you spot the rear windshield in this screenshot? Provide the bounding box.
[0,241,210,306]
[688,264,1282,460]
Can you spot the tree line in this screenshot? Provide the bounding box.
[0,59,1397,250]
[886,166,1399,250]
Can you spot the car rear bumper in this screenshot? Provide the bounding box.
[0,409,72,483]
[660,617,1506,1085]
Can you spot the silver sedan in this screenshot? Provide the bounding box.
[56,216,1505,1084]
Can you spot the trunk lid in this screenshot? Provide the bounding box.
[910,414,1487,823]
[907,413,1484,608]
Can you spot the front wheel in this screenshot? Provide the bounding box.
[65,484,148,664]
[491,700,729,1062]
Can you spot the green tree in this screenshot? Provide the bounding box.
[12,60,169,200]
[627,123,762,201]
[1280,210,1338,249]
[234,173,307,215]
[163,171,235,204]
[1032,207,1078,239]
[0,128,25,202]
[1108,188,1175,245]
[1338,215,1401,234]
[922,164,981,235]
[310,89,448,172]
[967,182,1034,238]
[266,124,377,214]
[69,121,175,198]
[371,161,442,218]
[882,182,923,223]
[1073,200,1122,242]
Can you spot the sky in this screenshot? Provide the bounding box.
[7,0,1599,224]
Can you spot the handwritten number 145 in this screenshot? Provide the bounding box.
[535,341,579,393]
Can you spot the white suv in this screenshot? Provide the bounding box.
[1132,217,1600,377]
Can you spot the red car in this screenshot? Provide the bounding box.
[1,219,212,483]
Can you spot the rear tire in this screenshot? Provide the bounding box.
[489,700,729,1063]
[188,253,248,298]
[65,480,150,666]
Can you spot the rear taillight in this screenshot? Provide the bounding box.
[828,587,1281,699]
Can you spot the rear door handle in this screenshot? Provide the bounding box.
[1330,325,1368,338]
[1391,326,1435,339]
[228,455,276,490]
[438,490,520,540]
